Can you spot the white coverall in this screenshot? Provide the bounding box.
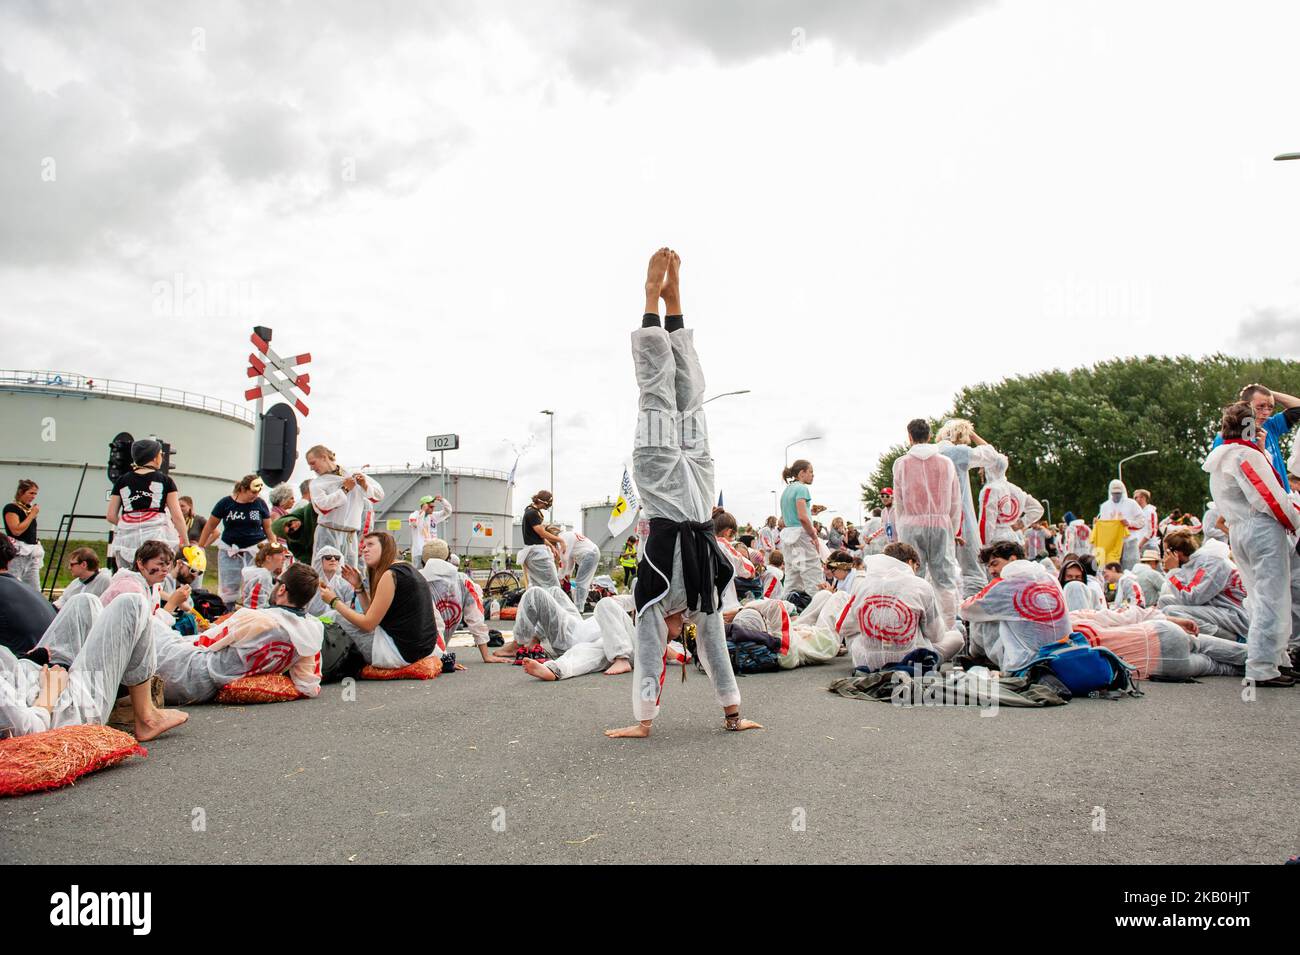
[558,530,602,612]
[760,566,784,600]
[310,469,385,575]
[1070,607,1245,680]
[978,459,1044,548]
[240,567,275,609]
[959,560,1073,672]
[835,553,964,671]
[153,605,324,705]
[0,593,159,738]
[305,569,356,618]
[1203,441,1300,681]
[937,441,1006,597]
[891,443,963,630]
[55,569,112,608]
[513,590,635,680]
[1098,481,1145,571]
[420,558,491,651]
[628,324,740,722]
[1063,519,1093,557]
[1155,550,1249,639]
[408,499,453,569]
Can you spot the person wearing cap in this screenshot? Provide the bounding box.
[518,490,566,590]
[408,495,452,570]
[106,438,190,570]
[880,489,897,547]
[195,475,277,607]
[305,544,355,617]
[1132,547,1167,608]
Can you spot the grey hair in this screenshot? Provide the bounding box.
[269,483,296,508]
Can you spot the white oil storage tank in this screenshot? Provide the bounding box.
[365,464,513,556]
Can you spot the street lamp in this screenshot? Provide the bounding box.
[703,389,751,405]
[1117,450,1158,485]
[784,434,823,466]
[540,410,555,518]
[1040,497,1051,527]
[1274,152,1300,161]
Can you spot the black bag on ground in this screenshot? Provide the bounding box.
[320,619,365,683]
[726,639,781,675]
[190,589,227,621]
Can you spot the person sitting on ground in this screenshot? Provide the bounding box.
[1058,556,1105,612]
[712,508,756,610]
[835,542,965,671]
[1069,603,1245,682]
[419,539,507,664]
[240,541,291,609]
[1102,560,1145,609]
[960,540,1072,672]
[317,531,437,668]
[100,540,192,619]
[760,549,784,599]
[152,563,325,704]
[54,547,111,608]
[1156,529,1249,640]
[272,481,317,565]
[515,588,635,681]
[0,536,57,655]
[821,549,859,593]
[305,545,355,617]
[1131,548,1167,608]
[1,593,189,740]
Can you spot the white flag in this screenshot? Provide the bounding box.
[607,466,640,537]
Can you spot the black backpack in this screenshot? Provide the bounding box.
[190,589,227,621]
[726,639,781,675]
[319,620,365,684]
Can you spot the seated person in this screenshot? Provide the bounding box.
[241,541,291,609]
[1070,604,1245,681]
[419,540,506,664]
[100,541,191,621]
[1102,561,1145,609]
[760,549,784,600]
[712,509,756,611]
[317,532,436,668]
[821,549,859,593]
[1131,548,1167,607]
[0,536,57,655]
[153,563,324,704]
[515,589,635,681]
[305,545,355,617]
[1058,556,1105,612]
[1156,530,1249,639]
[54,548,112,608]
[272,489,317,566]
[1,593,188,741]
[835,543,964,672]
[960,540,1072,672]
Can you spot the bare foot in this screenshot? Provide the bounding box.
[662,249,681,312]
[644,247,670,307]
[603,658,632,675]
[604,722,652,738]
[724,716,764,732]
[135,707,189,742]
[522,658,557,681]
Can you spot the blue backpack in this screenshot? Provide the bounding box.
[1012,633,1140,699]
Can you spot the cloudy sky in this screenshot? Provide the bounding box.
[4,0,1300,526]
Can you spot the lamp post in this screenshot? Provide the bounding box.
[540,410,555,519]
[703,389,751,405]
[784,435,823,467]
[1117,450,1158,486]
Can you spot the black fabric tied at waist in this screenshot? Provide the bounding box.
[634,517,735,615]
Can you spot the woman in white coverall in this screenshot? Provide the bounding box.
[1203,402,1300,686]
[605,248,760,738]
[306,444,385,579]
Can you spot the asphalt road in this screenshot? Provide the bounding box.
[3,644,1297,864]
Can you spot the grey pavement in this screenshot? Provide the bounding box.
[2,650,1297,864]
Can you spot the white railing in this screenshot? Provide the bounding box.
[0,369,254,424]
[365,464,511,481]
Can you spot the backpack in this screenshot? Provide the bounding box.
[319,619,365,684]
[190,589,226,621]
[726,639,781,675]
[1012,632,1140,698]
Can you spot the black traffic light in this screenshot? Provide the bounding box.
[107,432,134,483]
[257,402,299,485]
[158,439,175,477]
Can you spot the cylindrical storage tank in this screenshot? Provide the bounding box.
[365,465,514,556]
[0,371,254,541]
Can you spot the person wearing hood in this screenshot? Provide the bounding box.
[153,562,325,703]
[305,545,355,617]
[978,455,1044,549]
[1061,511,1093,558]
[1102,561,1145,609]
[106,438,191,570]
[835,543,964,672]
[935,418,1006,597]
[1155,530,1248,640]
[1132,549,1167,608]
[605,248,758,738]
[1059,556,1105,612]
[408,495,453,570]
[891,418,963,630]
[1098,479,1145,570]
[960,541,1072,672]
[1202,401,1300,686]
[419,538,505,663]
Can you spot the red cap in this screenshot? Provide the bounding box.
[881,487,893,495]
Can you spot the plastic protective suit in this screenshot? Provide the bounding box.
[558,530,602,612]
[627,324,740,722]
[109,511,179,569]
[1203,440,1300,681]
[240,566,276,609]
[1,593,158,737]
[1070,607,1244,680]
[977,457,1044,547]
[153,605,324,704]
[760,566,784,600]
[1063,519,1093,557]
[835,553,964,672]
[420,558,490,651]
[1130,563,1166,608]
[6,539,44,592]
[1109,571,1146,609]
[1098,480,1145,570]
[305,569,355,618]
[1137,503,1159,555]
[1202,504,1228,543]
[54,569,112,609]
[891,444,963,629]
[959,560,1072,672]
[1155,549,1248,639]
[860,515,887,556]
[937,441,1006,597]
[310,468,385,575]
[517,592,636,680]
[408,499,453,569]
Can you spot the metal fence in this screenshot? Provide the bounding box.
[0,369,254,424]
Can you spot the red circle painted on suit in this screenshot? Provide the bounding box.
[1012,581,1065,623]
[857,594,918,644]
